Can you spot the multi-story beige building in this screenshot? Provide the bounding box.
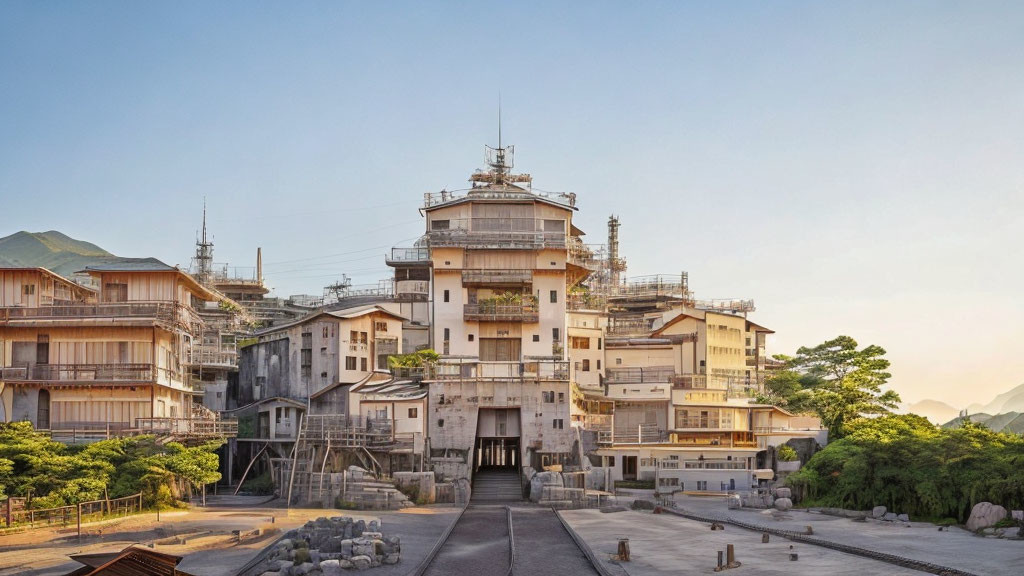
[411,145,590,485]
[0,263,236,442]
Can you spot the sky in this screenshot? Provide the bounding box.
[1,2,1022,408]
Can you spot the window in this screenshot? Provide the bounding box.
[549,290,558,303]
[582,359,590,372]
[216,391,222,398]
[103,283,128,303]
[431,219,450,230]
[697,480,708,491]
[616,358,622,365]
[444,328,450,341]
[360,357,367,371]
[376,408,388,420]
[22,284,35,295]
[659,478,679,488]
[542,391,555,403]
[558,392,565,403]
[345,356,357,370]
[598,338,602,350]
[597,359,602,370]
[553,419,564,429]
[408,407,418,418]
[360,332,368,344]
[570,336,590,349]
[468,334,474,342]
[552,328,560,342]
[437,419,444,428]
[375,321,388,332]
[443,290,450,303]
[275,407,283,424]
[532,334,540,342]
[350,330,359,342]
[323,326,329,338]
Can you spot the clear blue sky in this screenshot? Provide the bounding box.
[2,2,1023,407]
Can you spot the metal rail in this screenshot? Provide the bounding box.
[505,506,515,576]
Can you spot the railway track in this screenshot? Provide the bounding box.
[414,505,604,576]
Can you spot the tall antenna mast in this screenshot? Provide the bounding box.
[498,93,502,150]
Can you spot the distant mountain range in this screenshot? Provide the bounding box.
[0,230,165,278]
[903,382,1024,429]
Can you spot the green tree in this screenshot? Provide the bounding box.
[764,336,899,438]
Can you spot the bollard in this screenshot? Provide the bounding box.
[762,533,770,543]
[717,550,724,570]
[790,553,799,561]
[617,538,630,562]
[726,543,740,568]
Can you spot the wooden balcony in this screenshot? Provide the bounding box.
[0,363,161,383]
[134,417,239,439]
[464,303,539,323]
[605,366,676,384]
[461,269,533,285]
[0,301,203,333]
[395,360,569,381]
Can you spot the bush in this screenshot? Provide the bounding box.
[334,497,359,510]
[777,444,799,462]
[241,472,275,496]
[615,480,655,489]
[293,548,310,565]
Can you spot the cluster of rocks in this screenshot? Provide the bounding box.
[870,506,910,523]
[335,466,414,510]
[260,516,400,575]
[528,470,607,508]
[773,487,793,511]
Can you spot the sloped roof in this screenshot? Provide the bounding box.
[79,262,221,302]
[65,546,193,576]
[252,304,405,337]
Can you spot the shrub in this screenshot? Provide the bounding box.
[241,472,275,496]
[777,444,799,462]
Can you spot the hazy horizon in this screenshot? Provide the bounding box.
[2,2,1022,408]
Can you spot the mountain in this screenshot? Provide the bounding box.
[977,383,1024,415]
[0,230,162,278]
[943,411,1024,434]
[903,399,960,425]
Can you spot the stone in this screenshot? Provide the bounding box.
[350,555,372,570]
[631,499,655,510]
[774,497,793,511]
[727,494,742,509]
[352,542,375,558]
[1013,510,1024,521]
[1003,527,1020,538]
[883,512,898,522]
[353,520,366,538]
[340,539,353,558]
[775,487,792,499]
[528,470,563,502]
[338,559,353,569]
[319,560,342,576]
[361,532,383,539]
[368,520,380,532]
[320,537,342,554]
[966,502,1008,531]
[871,506,887,519]
[290,562,314,576]
[279,539,295,551]
[381,536,400,555]
[343,523,353,539]
[383,553,400,565]
[897,513,910,522]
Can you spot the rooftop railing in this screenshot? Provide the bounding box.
[461,269,533,285]
[605,366,676,384]
[393,360,569,381]
[386,247,431,264]
[422,188,576,208]
[464,302,539,323]
[0,301,203,334]
[0,363,161,383]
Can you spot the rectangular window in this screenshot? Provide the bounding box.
[582,359,590,372]
[598,338,602,350]
[375,321,388,332]
[408,407,418,418]
[431,219,450,230]
[22,284,35,295]
[597,360,601,370]
[553,418,564,429]
[350,330,359,342]
[570,336,590,349]
[616,358,622,365]
[549,290,558,303]
[275,407,282,424]
[468,334,474,342]
[532,334,540,342]
[360,357,367,371]
[443,290,450,303]
[558,392,565,403]
[345,356,357,370]
[103,283,128,303]
[697,480,707,491]
[552,328,560,342]
[542,391,554,403]
[360,332,368,344]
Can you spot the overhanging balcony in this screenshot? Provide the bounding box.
[461,269,533,285]
[464,303,539,323]
[386,247,431,267]
[605,366,676,384]
[0,301,203,333]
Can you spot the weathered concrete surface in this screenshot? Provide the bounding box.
[562,508,928,575]
[674,495,1024,576]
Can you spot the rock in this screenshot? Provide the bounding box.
[775,497,793,511]
[320,537,342,554]
[631,499,655,510]
[368,520,380,532]
[883,512,898,522]
[871,506,887,519]
[1003,527,1020,538]
[353,520,366,538]
[528,470,563,502]
[350,555,372,570]
[352,541,375,558]
[343,522,353,539]
[319,560,342,576]
[381,536,400,555]
[967,502,1008,531]
[775,487,792,499]
[383,553,400,565]
[290,562,314,576]
[279,539,295,551]
[340,539,353,558]
[897,514,910,522]
[338,559,353,569]
[1013,510,1024,522]
[727,494,742,509]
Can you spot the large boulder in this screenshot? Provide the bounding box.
[775,497,793,511]
[883,512,898,522]
[350,555,372,570]
[871,506,886,519]
[727,494,742,509]
[319,560,342,576]
[529,471,563,502]
[897,513,910,523]
[774,487,792,499]
[967,502,1007,531]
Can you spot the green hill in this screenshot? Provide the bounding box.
[0,230,160,278]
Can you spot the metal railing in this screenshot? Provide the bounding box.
[674,416,733,430]
[134,417,239,438]
[606,316,655,336]
[461,269,533,284]
[386,247,431,263]
[464,303,539,322]
[611,424,668,444]
[188,346,237,366]
[395,280,430,297]
[0,363,161,382]
[605,366,676,383]
[608,274,692,302]
[300,414,395,447]
[2,492,144,530]
[422,189,576,208]
[693,299,756,313]
[0,301,203,332]
[397,360,570,381]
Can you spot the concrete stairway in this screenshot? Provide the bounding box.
[471,468,523,503]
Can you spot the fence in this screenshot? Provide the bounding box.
[2,492,144,530]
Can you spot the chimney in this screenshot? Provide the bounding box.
[256,247,263,284]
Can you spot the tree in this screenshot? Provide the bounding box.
[779,336,899,438]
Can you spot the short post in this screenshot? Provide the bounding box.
[726,544,736,566]
[5,496,11,528]
[617,538,630,561]
[717,550,724,569]
[77,502,82,541]
[761,533,769,543]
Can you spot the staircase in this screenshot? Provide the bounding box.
[471,469,523,503]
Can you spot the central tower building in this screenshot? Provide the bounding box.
[416,144,591,489]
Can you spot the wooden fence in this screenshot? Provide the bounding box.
[2,492,144,530]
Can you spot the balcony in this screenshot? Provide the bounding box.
[187,346,238,368]
[386,247,431,266]
[461,269,533,285]
[426,218,567,250]
[376,338,399,356]
[399,360,569,381]
[395,280,429,301]
[674,416,734,430]
[0,301,203,333]
[606,316,655,336]
[604,382,671,400]
[134,417,239,439]
[0,363,160,383]
[463,303,539,323]
[605,366,676,384]
[609,275,693,303]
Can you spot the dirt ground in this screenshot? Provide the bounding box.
[0,496,460,576]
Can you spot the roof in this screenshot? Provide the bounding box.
[222,396,307,414]
[650,310,706,337]
[65,546,193,576]
[252,304,406,337]
[422,185,578,213]
[745,319,775,334]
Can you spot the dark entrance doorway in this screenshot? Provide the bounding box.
[474,436,520,472]
[622,455,638,480]
[37,389,50,430]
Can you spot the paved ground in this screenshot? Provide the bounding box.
[0,496,460,576]
[674,495,1024,576]
[422,505,510,576]
[562,507,932,575]
[510,506,599,576]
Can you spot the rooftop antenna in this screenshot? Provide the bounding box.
[498,93,502,150]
